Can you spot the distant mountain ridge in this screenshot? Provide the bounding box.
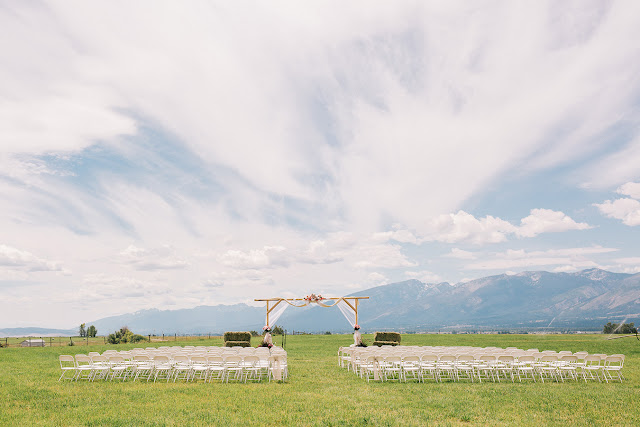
[4,268,640,336]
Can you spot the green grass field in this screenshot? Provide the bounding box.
[1,334,639,426]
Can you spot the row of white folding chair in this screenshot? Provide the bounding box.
[344,352,625,383]
[63,353,287,383]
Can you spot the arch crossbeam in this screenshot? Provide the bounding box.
[255,296,369,327]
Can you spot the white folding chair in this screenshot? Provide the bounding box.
[382,355,403,382]
[172,355,192,382]
[206,356,226,383]
[602,355,625,383]
[58,355,76,381]
[152,355,173,382]
[536,355,558,383]
[74,355,94,381]
[582,355,602,382]
[224,355,244,383]
[189,356,209,382]
[107,355,128,381]
[455,355,475,383]
[514,355,536,382]
[89,355,110,381]
[402,355,421,382]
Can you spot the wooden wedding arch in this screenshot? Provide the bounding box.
[255,296,369,326]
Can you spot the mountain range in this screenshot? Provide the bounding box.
[3,268,639,336]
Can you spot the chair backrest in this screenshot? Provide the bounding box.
[584,355,601,365]
[207,356,224,365]
[92,355,107,363]
[133,355,150,361]
[224,355,242,364]
[457,355,474,362]
[88,352,100,357]
[540,355,558,362]
[173,355,189,363]
[479,355,496,362]
[403,355,420,363]
[243,355,259,364]
[75,355,91,365]
[605,355,624,366]
[421,354,438,363]
[560,355,577,363]
[191,355,207,364]
[109,356,125,364]
[59,355,75,366]
[518,355,534,363]
[498,355,514,363]
[154,355,170,364]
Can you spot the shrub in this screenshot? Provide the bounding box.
[107,327,147,344]
[373,332,401,344]
[271,325,284,335]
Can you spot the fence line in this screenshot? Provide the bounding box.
[0,334,229,348]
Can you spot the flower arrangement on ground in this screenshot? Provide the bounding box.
[261,325,273,348]
[353,324,367,347]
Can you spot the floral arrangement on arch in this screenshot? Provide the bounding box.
[304,293,324,303]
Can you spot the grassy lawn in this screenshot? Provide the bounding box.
[1,334,639,426]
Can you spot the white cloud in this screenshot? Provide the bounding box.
[120,245,189,271]
[405,270,442,283]
[594,198,640,226]
[219,246,289,270]
[420,211,517,244]
[418,209,589,244]
[444,248,477,259]
[516,208,591,237]
[464,246,615,271]
[366,272,388,286]
[353,244,416,269]
[0,244,64,273]
[615,257,640,265]
[552,265,579,273]
[617,182,640,199]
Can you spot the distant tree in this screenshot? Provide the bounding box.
[79,323,86,337]
[324,331,332,335]
[249,330,260,337]
[87,325,97,338]
[603,322,637,334]
[271,325,284,335]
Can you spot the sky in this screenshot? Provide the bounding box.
[1,0,640,328]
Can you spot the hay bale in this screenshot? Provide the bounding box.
[373,332,401,345]
[224,341,251,347]
[223,331,251,342]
